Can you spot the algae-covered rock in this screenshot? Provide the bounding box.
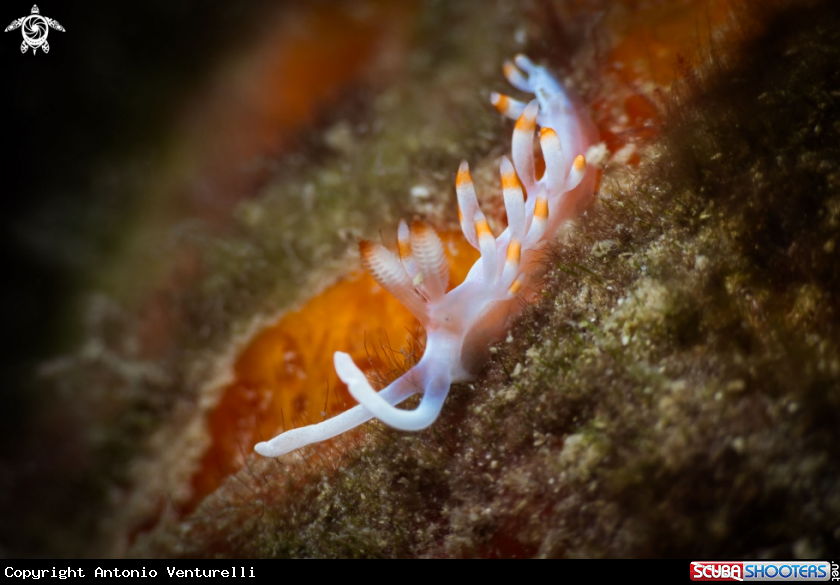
[8,0,840,559]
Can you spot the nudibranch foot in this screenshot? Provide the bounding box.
[255,55,596,458]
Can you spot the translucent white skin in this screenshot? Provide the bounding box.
[254,55,597,458]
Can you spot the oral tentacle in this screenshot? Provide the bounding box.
[502,60,532,92]
[253,369,420,457]
[513,54,537,76]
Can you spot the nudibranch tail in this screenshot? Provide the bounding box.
[254,55,596,458]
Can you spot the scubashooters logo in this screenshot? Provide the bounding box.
[4,5,65,54]
[691,561,834,581]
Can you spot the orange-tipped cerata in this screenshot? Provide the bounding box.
[506,239,521,264]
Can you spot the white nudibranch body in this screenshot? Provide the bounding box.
[254,55,598,458]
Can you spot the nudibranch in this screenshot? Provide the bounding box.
[255,55,598,458]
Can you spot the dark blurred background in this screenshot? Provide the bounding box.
[0,0,278,454]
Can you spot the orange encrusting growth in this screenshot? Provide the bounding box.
[591,0,736,162]
[188,230,479,510]
[608,0,735,88]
